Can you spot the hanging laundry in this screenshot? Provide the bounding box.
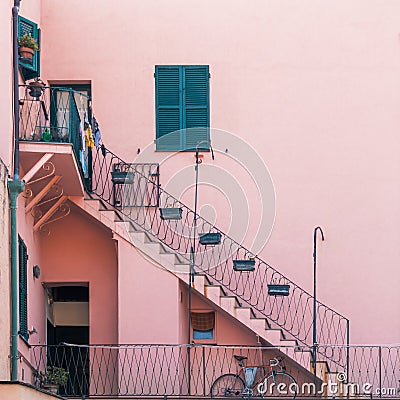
[79,121,86,175]
[84,121,94,148]
[92,116,101,147]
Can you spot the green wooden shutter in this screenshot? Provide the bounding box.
[183,66,210,150]
[18,237,29,341]
[155,66,182,150]
[155,65,210,151]
[18,16,40,80]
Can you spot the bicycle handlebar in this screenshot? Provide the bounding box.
[269,357,280,367]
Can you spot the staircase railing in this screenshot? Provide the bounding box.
[90,145,349,367]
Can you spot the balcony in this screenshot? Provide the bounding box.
[23,343,400,398]
[18,84,90,232]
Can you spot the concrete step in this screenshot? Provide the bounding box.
[204,285,224,305]
[263,328,285,345]
[193,275,206,295]
[249,318,267,336]
[234,307,256,325]
[220,296,241,315]
[128,230,152,245]
[160,252,184,267]
[83,197,108,210]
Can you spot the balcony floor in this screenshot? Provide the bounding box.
[20,141,84,197]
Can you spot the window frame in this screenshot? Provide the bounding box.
[155,65,210,152]
[18,15,41,81]
[191,310,216,344]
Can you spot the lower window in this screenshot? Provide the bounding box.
[191,311,215,341]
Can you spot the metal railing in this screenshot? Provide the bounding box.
[28,344,400,398]
[90,146,349,367]
[18,84,89,171]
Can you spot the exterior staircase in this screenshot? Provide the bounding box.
[73,145,350,379]
[72,193,354,391]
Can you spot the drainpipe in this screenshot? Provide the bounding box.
[12,0,21,180]
[9,0,25,382]
[8,181,24,382]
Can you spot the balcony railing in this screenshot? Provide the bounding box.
[18,84,90,173]
[27,344,400,398]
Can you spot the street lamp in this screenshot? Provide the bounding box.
[312,226,324,388]
[187,140,215,344]
[186,140,215,396]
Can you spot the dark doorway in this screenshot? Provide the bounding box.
[47,285,89,397]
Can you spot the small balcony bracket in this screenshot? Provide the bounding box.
[21,153,54,184]
[25,175,61,214]
[33,195,68,233]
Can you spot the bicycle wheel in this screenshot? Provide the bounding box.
[256,372,297,399]
[210,373,245,398]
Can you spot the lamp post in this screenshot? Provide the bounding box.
[312,226,324,389]
[187,140,214,395]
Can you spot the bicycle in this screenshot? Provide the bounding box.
[210,354,297,399]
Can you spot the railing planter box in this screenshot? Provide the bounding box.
[199,232,222,245]
[159,207,183,220]
[233,259,255,271]
[267,284,290,296]
[111,171,134,184]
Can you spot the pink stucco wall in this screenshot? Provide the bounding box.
[16,199,119,347]
[117,237,181,344]
[41,206,118,344]
[36,0,400,344]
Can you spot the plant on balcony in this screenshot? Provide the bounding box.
[34,366,69,394]
[28,77,45,99]
[18,33,39,63]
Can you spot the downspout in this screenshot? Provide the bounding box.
[12,0,21,181]
[9,0,25,382]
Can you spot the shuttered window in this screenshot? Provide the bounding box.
[18,16,41,81]
[155,66,210,151]
[191,312,215,340]
[18,236,29,341]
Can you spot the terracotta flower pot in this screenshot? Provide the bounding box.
[19,46,34,63]
[28,81,45,99]
[42,383,59,394]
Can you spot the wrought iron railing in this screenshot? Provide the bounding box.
[18,84,90,172]
[90,146,349,366]
[28,344,400,398]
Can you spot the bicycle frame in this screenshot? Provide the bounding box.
[238,361,273,392]
[239,357,295,397]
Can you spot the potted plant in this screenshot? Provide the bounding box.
[18,33,39,63]
[35,366,69,394]
[28,78,46,99]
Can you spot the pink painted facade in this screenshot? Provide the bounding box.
[1,0,400,396]
[37,0,400,345]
